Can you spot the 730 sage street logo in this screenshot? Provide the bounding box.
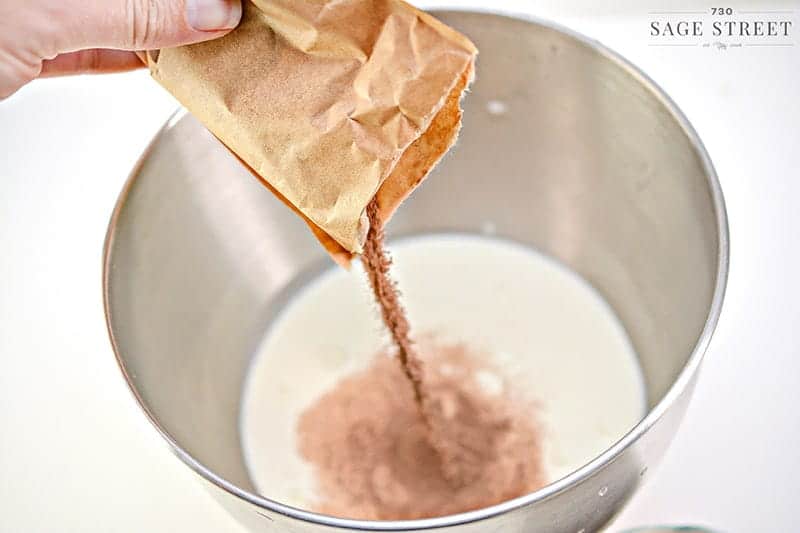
[649,7,794,49]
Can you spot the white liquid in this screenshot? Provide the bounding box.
[241,234,646,510]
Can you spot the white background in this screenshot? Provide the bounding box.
[1,1,798,531]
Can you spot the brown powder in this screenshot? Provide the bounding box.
[361,199,476,486]
[362,198,511,487]
[360,199,427,406]
[295,199,545,519]
[297,340,545,520]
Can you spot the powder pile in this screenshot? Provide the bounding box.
[297,340,545,520]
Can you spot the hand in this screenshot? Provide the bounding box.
[0,0,242,99]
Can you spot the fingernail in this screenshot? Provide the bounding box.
[186,0,242,31]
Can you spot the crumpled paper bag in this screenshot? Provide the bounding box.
[140,0,476,264]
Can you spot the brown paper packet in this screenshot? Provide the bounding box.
[140,0,476,265]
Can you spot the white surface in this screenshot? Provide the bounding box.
[0,1,798,531]
[242,235,646,508]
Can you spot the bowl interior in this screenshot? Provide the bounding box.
[105,10,723,515]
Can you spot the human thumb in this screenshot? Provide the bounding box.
[57,0,243,52]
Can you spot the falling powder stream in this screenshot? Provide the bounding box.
[294,198,546,519]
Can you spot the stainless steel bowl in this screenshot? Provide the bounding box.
[104,10,728,533]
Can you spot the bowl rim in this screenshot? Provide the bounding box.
[103,7,730,531]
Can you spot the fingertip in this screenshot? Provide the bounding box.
[186,0,242,32]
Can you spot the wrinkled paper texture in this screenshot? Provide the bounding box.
[142,0,476,264]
